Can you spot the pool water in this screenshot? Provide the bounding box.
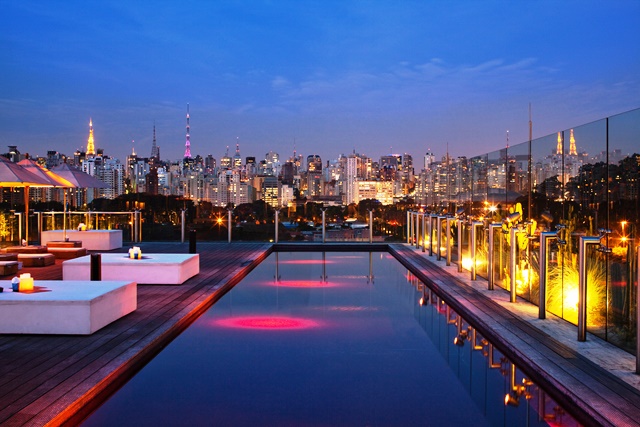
[83,252,574,426]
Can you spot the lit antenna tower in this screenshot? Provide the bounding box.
[86,118,95,156]
[184,104,192,159]
[151,121,159,159]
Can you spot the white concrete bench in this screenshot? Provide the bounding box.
[41,230,123,251]
[62,253,200,285]
[0,280,136,334]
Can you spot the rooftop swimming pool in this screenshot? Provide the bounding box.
[83,251,578,426]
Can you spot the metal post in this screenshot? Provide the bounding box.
[470,221,483,281]
[636,245,640,374]
[429,215,437,256]
[456,219,464,272]
[421,213,426,252]
[415,213,420,249]
[90,253,101,281]
[189,229,197,253]
[578,236,602,341]
[16,213,22,245]
[275,209,279,243]
[509,226,521,303]
[369,210,373,244]
[407,211,411,244]
[488,223,502,290]
[436,216,445,260]
[227,209,232,243]
[180,209,186,243]
[446,217,454,266]
[539,231,557,319]
[37,212,42,244]
[322,209,326,243]
[133,210,139,243]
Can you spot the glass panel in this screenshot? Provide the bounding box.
[607,108,640,353]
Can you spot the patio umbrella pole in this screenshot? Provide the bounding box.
[24,185,29,245]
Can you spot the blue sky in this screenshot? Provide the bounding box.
[1,0,638,165]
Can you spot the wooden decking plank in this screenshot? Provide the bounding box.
[0,242,264,426]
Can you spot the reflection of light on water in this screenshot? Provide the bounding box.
[311,306,379,312]
[278,260,336,265]
[262,280,337,288]
[215,316,320,330]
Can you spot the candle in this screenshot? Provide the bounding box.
[19,273,34,292]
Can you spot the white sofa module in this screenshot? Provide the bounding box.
[0,280,136,335]
[62,253,200,285]
[41,230,123,251]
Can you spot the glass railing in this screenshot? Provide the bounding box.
[408,107,639,355]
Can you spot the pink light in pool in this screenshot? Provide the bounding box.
[261,280,336,288]
[278,260,336,265]
[215,316,320,330]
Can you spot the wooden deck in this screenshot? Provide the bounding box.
[0,242,272,426]
[1,242,639,426]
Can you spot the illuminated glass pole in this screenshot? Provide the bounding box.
[274,209,279,243]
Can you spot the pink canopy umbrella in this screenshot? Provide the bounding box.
[17,159,76,243]
[0,156,52,244]
[51,163,108,239]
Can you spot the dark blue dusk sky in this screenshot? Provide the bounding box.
[1,0,638,164]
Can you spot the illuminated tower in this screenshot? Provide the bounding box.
[569,129,577,156]
[184,104,191,159]
[233,139,242,168]
[151,122,160,159]
[556,132,563,155]
[87,118,96,156]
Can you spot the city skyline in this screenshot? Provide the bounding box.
[1,1,639,164]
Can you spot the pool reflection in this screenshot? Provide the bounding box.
[83,251,578,427]
[413,285,580,427]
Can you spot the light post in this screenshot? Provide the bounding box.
[578,229,611,341]
[470,220,484,281]
[487,223,502,290]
